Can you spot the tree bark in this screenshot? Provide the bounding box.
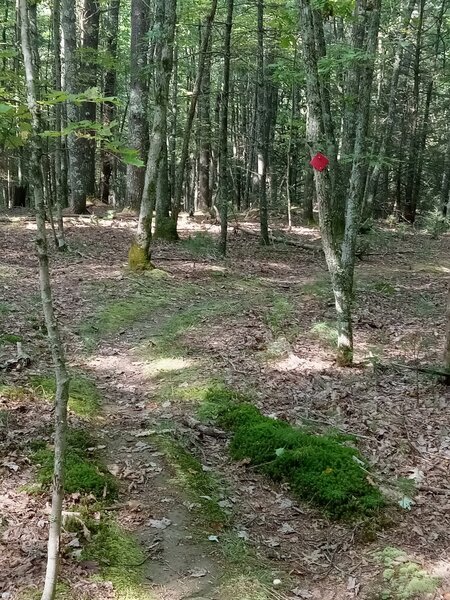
[256,0,270,245]
[299,0,380,366]
[80,0,100,197]
[62,0,87,213]
[19,2,70,599]
[218,0,234,255]
[130,0,177,267]
[100,0,120,203]
[198,31,212,212]
[52,0,66,248]
[125,0,150,210]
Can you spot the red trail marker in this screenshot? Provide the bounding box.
[310,152,329,172]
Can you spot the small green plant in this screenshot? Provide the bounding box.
[31,374,101,418]
[0,384,29,401]
[202,387,383,519]
[31,428,117,498]
[375,547,440,600]
[420,208,450,239]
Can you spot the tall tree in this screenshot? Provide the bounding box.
[80,0,100,198]
[256,0,270,245]
[170,0,218,230]
[18,1,70,599]
[299,0,381,365]
[125,0,150,210]
[100,0,120,203]
[62,0,87,213]
[130,0,177,268]
[218,0,234,255]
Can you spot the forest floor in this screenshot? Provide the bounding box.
[1,212,450,600]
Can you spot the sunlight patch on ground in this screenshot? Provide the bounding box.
[143,356,195,377]
[413,262,450,274]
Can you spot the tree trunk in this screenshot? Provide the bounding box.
[402,0,425,223]
[18,3,70,599]
[299,0,380,366]
[152,0,179,241]
[364,0,416,212]
[100,0,120,203]
[130,0,176,267]
[198,31,212,212]
[256,0,269,245]
[218,0,234,255]
[52,0,66,248]
[125,0,150,210]
[172,0,217,225]
[80,0,99,197]
[62,0,87,213]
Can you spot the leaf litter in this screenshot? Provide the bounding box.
[1,218,450,599]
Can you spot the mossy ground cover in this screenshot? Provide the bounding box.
[201,387,384,519]
[159,435,230,530]
[374,547,439,600]
[31,427,117,498]
[81,518,155,600]
[30,374,101,418]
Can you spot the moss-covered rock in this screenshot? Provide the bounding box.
[203,387,384,519]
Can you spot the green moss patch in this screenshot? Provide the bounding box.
[31,428,117,498]
[31,374,101,418]
[0,333,23,345]
[203,387,383,519]
[375,547,440,600]
[81,519,154,599]
[310,321,338,348]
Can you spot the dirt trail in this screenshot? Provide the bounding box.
[86,342,224,599]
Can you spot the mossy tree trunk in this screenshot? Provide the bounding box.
[19,2,70,599]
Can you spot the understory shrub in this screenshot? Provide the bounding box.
[203,387,383,519]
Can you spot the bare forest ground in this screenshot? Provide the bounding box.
[1,212,450,600]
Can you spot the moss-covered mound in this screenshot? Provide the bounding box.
[204,387,383,519]
[31,428,117,498]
